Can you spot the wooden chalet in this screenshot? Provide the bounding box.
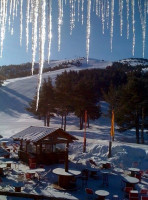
[11,126,78,165]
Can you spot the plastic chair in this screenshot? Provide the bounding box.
[135,172,141,182]
[85,188,94,200]
[129,190,139,200]
[141,197,148,200]
[29,162,36,169]
[124,187,133,197]
[140,189,148,195]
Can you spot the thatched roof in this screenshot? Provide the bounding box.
[11,126,78,143]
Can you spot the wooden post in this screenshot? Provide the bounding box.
[108,140,112,158]
[65,144,68,172]
[83,110,87,153]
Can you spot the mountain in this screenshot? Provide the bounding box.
[118,58,148,67]
[0,58,112,79]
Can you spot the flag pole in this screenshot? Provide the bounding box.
[83,110,87,153]
[108,109,114,158]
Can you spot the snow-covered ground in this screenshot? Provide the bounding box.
[0,59,148,200]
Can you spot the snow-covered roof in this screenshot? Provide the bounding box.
[11,126,77,143]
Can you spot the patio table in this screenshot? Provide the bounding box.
[95,189,109,200]
[52,168,81,189]
[128,168,140,177]
[113,168,124,174]
[122,175,139,188]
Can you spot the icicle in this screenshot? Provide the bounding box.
[96,0,98,16]
[20,0,23,46]
[131,0,135,56]
[48,0,52,63]
[70,0,75,34]
[58,0,63,51]
[119,0,123,36]
[81,0,84,24]
[36,0,46,111]
[78,0,80,22]
[32,0,39,75]
[0,0,7,57]
[8,0,13,31]
[110,0,114,52]
[15,0,18,17]
[106,0,110,29]
[12,0,16,21]
[93,0,95,13]
[138,0,147,58]
[86,0,91,63]
[101,0,105,34]
[126,0,129,39]
[98,0,101,17]
[26,0,30,52]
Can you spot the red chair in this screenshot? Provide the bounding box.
[141,197,148,200]
[25,173,31,180]
[129,190,139,200]
[85,188,94,200]
[124,187,133,197]
[106,163,111,169]
[135,173,142,182]
[29,163,36,169]
[140,189,148,195]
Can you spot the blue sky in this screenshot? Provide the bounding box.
[0,0,148,66]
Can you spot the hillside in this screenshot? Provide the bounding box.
[0,59,148,200]
[0,58,111,79]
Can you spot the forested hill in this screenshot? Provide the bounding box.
[0,57,148,85]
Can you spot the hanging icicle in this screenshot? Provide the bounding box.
[58,0,63,51]
[81,0,84,24]
[86,0,91,63]
[31,0,38,75]
[110,0,114,52]
[138,0,147,58]
[131,0,135,56]
[119,0,123,36]
[26,0,30,52]
[36,0,46,111]
[106,0,110,29]
[70,0,75,34]
[0,0,8,57]
[78,0,80,21]
[96,0,98,16]
[20,0,23,46]
[48,0,52,63]
[101,0,105,34]
[126,0,129,39]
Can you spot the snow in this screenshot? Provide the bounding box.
[119,58,148,67]
[0,59,148,200]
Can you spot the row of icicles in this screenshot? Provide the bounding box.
[0,0,148,109]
